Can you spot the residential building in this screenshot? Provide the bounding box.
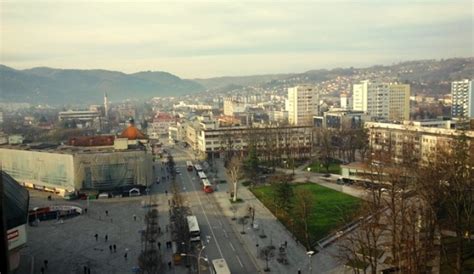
[353,80,410,121]
[451,79,473,118]
[365,121,474,163]
[223,98,247,116]
[287,85,320,125]
[147,112,176,139]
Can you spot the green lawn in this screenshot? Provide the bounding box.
[251,183,361,243]
[307,160,341,174]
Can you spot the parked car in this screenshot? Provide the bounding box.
[98,193,110,199]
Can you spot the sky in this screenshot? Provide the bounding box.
[0,0,473,78]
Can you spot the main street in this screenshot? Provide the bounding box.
[152,145,260,274]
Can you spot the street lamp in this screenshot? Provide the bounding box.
[181,245,208,274]
[307,250,315,274]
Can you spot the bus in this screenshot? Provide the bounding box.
[186,161,193,171]
[194,164,203,173]
[202,178,213,193]
[186,215,201,242]
[197,171,207,180]
[211,258,231,274]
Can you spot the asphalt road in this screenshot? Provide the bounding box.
[152,146,258,274]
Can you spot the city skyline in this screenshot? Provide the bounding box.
[1,0,472,78]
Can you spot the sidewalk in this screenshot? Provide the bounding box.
[211,160,341,274]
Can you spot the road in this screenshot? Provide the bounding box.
[151,145,259,274]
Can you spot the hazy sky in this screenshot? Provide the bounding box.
[1,0,473,78]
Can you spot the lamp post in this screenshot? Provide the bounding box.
[181,245,207,274]
[307,250,315,274]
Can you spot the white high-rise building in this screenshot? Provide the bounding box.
[451,79,473,119]
[287,85,320,125]
[353,80,410,121]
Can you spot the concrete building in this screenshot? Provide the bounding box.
[451,79,473,118]
[147,112,176,139]
[353,81,410,121]
[340,92,352,110]
[195,124,314,159]
[314,109,370,129]
[0,139,153,195]
[365,121,474,163]
[287,85,320,125]
[223,98,247,116]
[58,110,102,129]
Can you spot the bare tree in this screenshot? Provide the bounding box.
[292,188,314,249]
[227,155,243,202]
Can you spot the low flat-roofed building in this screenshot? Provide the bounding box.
[0,141,153,195]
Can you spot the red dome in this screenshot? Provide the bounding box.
[120,126,147,140]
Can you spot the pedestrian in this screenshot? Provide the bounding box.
[124,252,128,260]
[284,240,288,248]
[87,268,91,274]
[165,224,169,232]
[105,234,108,242]
[158,226,161,234]
[84,208,88,214]
[83,266,87,274]
[158,242,161,250]
[298,269,301,274]
[109,245,113,253]
[94,233,98,241]
[40,266,45,274]
[133,214,136,221]
[168,261,172,269]
[165,190,168,195]
[44,259,48,269]
[113,244,117,253]
[105,210,109,216]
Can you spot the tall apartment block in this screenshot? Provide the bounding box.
[353,80,410,121]
[451,79,473,119]
[287,85,320,125]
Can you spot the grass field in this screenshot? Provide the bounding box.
[251,183,361,243]
[307,160,342,174]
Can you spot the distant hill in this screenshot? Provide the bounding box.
[0,65,205,104]
[194,58,474,94]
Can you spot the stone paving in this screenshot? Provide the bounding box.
[14,183,191,274]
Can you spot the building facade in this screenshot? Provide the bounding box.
[365,121,474,163]
[451,79,473,119]
[353,80,410,121]
[196,125,314,159]
[287,85,320,125]
[0,142,153,195]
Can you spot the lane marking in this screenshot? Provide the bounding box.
[229,242,235,251]
[183,156,225,259]
[236,255,244,268]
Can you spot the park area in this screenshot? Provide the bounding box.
[251,182,361,246]
[307,159,342,174]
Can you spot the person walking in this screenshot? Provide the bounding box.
[83,266,87,274]
[84,208,88,214]
[124,252,128,260]
[113,244,117,253]
[44,259,48,269]
[109,245,112,253]
[105,234,108,242]
[105,210,109,217]
[168,261,172,269]
[40,267,45,274]
[94,234,98,241]
[157,242,161,250]
[133,214,136,221]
